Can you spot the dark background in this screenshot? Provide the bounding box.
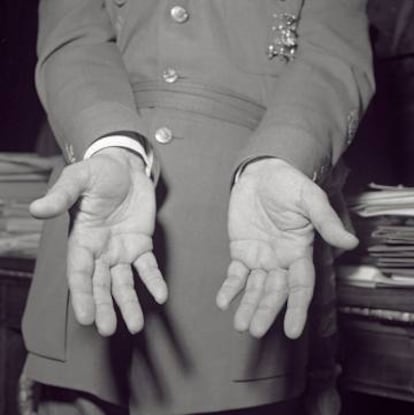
[0,0,43,153]
[343,0,414,192]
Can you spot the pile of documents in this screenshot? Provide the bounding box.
[0,153,55,258]
[338,184,414,288]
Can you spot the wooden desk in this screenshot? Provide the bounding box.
[338,285,414,403]
[0,258,34,415]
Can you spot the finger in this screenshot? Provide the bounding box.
[303,184,358,250]
[284,257,315,339]
[216,260,249,310]
[30,163,89,219]
[234,269,267,332]
[249,269,288,338]
[67,242,95,326]
[93,260,117,336]
[134,252,168,304]
[111,264,144,334]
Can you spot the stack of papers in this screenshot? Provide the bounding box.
[0,153,56,258]
[338,184,414,288]
[337,265,414,288]
[348,183,414,217]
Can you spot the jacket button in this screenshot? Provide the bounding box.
[114,0,126,6]
[170,6,189,23]
[154,127,173,144]
[162,68,179,83]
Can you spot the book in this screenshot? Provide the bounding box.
[337,265,414,288]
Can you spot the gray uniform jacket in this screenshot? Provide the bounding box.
[23,1,374,414]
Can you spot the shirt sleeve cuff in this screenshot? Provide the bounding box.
[83,135,159,183]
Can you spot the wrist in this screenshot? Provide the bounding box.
[92,147,146,173]
[242,157,292,177]
[84,133,158,181]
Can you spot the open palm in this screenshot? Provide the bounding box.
[217,159,357,339]
[31,149,167,336]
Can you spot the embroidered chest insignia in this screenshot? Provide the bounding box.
[267,13,298,62]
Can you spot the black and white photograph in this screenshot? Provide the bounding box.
[1,1,414,414]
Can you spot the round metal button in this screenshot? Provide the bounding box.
[155,127,173,144]
[170,6,189,23]
[162,68,179,84]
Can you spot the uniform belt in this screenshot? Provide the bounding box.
[132,81,266,130]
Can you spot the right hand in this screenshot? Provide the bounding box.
[30,148,167,336]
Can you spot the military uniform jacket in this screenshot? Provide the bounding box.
[23,1,374,414]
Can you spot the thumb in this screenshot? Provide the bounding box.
[302,182,358,250]
[30,162,90,219]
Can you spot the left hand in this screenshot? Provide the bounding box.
[216,159,358,339]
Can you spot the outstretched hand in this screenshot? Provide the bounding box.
[30,148,167,336]
[217,159,357,339]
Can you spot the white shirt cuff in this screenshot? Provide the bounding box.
[83,135,154,179]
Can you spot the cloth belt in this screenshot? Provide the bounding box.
[132,80,266,131]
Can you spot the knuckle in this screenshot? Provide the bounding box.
[93,280,110,291]
[289,283,307,294]
[136,256,157,273]
[268,276,287,291]
[289,284,312,301]
[258,302,274,313]
[266,287,287,300]
[95,300,113,307]
[142,270,162,284]
[222,280,240,291]
[246,278,263,291]
[112,277,134,290]
[241,297,258,308]
[113,284,135,300]
[121,298,139,309]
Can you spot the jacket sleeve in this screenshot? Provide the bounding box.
[237,0,375,183]
[35,0,145,163]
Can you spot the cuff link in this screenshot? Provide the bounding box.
[267,13,298,62]
[84,134,159,182]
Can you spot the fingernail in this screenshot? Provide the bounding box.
[249,323,266,338]
[344,233,359,248]
[75,309,94,326]
[216,294,228,310]
[284,317,301,339]
[234,316,249,332]
[128,319,144,334]
[98,324,115,337]
[349,234,359,244]
[155,287,168,304]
